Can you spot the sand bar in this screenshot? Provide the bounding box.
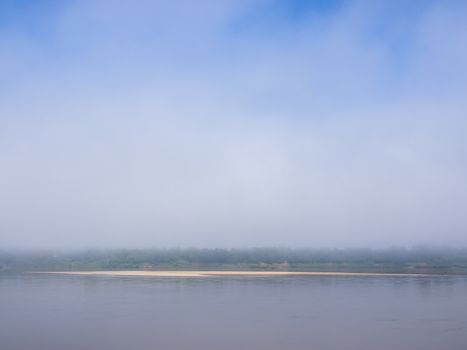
[33,270,433,277]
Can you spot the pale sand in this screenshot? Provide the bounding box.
[34,270,431,277]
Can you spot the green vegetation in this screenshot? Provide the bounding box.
[1,247,467,274]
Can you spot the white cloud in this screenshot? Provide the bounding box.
[1,0,467,248]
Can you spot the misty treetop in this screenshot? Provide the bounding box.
[1,247,467,274]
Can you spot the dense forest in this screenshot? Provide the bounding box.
[1,247,467,274]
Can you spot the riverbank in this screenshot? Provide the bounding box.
[34,270,434,277]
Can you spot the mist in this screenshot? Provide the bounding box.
[1,0,467,249]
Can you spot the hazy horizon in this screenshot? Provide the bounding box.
[3,244,466,253]
[1,0,467,250]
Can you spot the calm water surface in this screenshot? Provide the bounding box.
[1,274,467,350]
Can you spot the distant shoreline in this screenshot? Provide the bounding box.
[4,248,467,275]
[32,270,439,277]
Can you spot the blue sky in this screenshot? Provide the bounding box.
[1,0,467,249]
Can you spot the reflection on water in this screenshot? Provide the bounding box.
[1,274,467,350]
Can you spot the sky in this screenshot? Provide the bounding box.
[1,0,467,249]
